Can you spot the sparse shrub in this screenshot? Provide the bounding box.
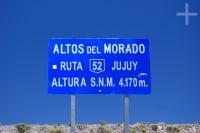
[39,126,46,131]
[183,124,191,129]
[139,122,150,126]
[166,126,180,133]
[76,124,87,131]
[129,127,136,133]
[151,124,158,131]
[49,126,63,133]
[129,124,147,133]
[100,120,107,126]
[182,124,192,132]
[90,128,95,133]
[15,123,30,133]
[97,126,112,133]
[39,126,49,132]
[117,123,121,127]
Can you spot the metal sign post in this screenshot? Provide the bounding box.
[70,95,75,133]
[124,95,129,133]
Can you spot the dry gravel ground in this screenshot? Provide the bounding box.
[0,122,200,133]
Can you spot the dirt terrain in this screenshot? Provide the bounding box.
[0,122,200,133]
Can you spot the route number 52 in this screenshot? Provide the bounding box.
[89,59,105,74]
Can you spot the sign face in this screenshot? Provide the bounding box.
[48,38,151,94]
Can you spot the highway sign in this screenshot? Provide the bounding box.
[48,38,151,94]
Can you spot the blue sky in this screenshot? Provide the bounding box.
[0,0,200,124]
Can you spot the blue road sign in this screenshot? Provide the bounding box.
[48,38,151,94]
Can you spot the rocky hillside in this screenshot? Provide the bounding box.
[0,122,200,133]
